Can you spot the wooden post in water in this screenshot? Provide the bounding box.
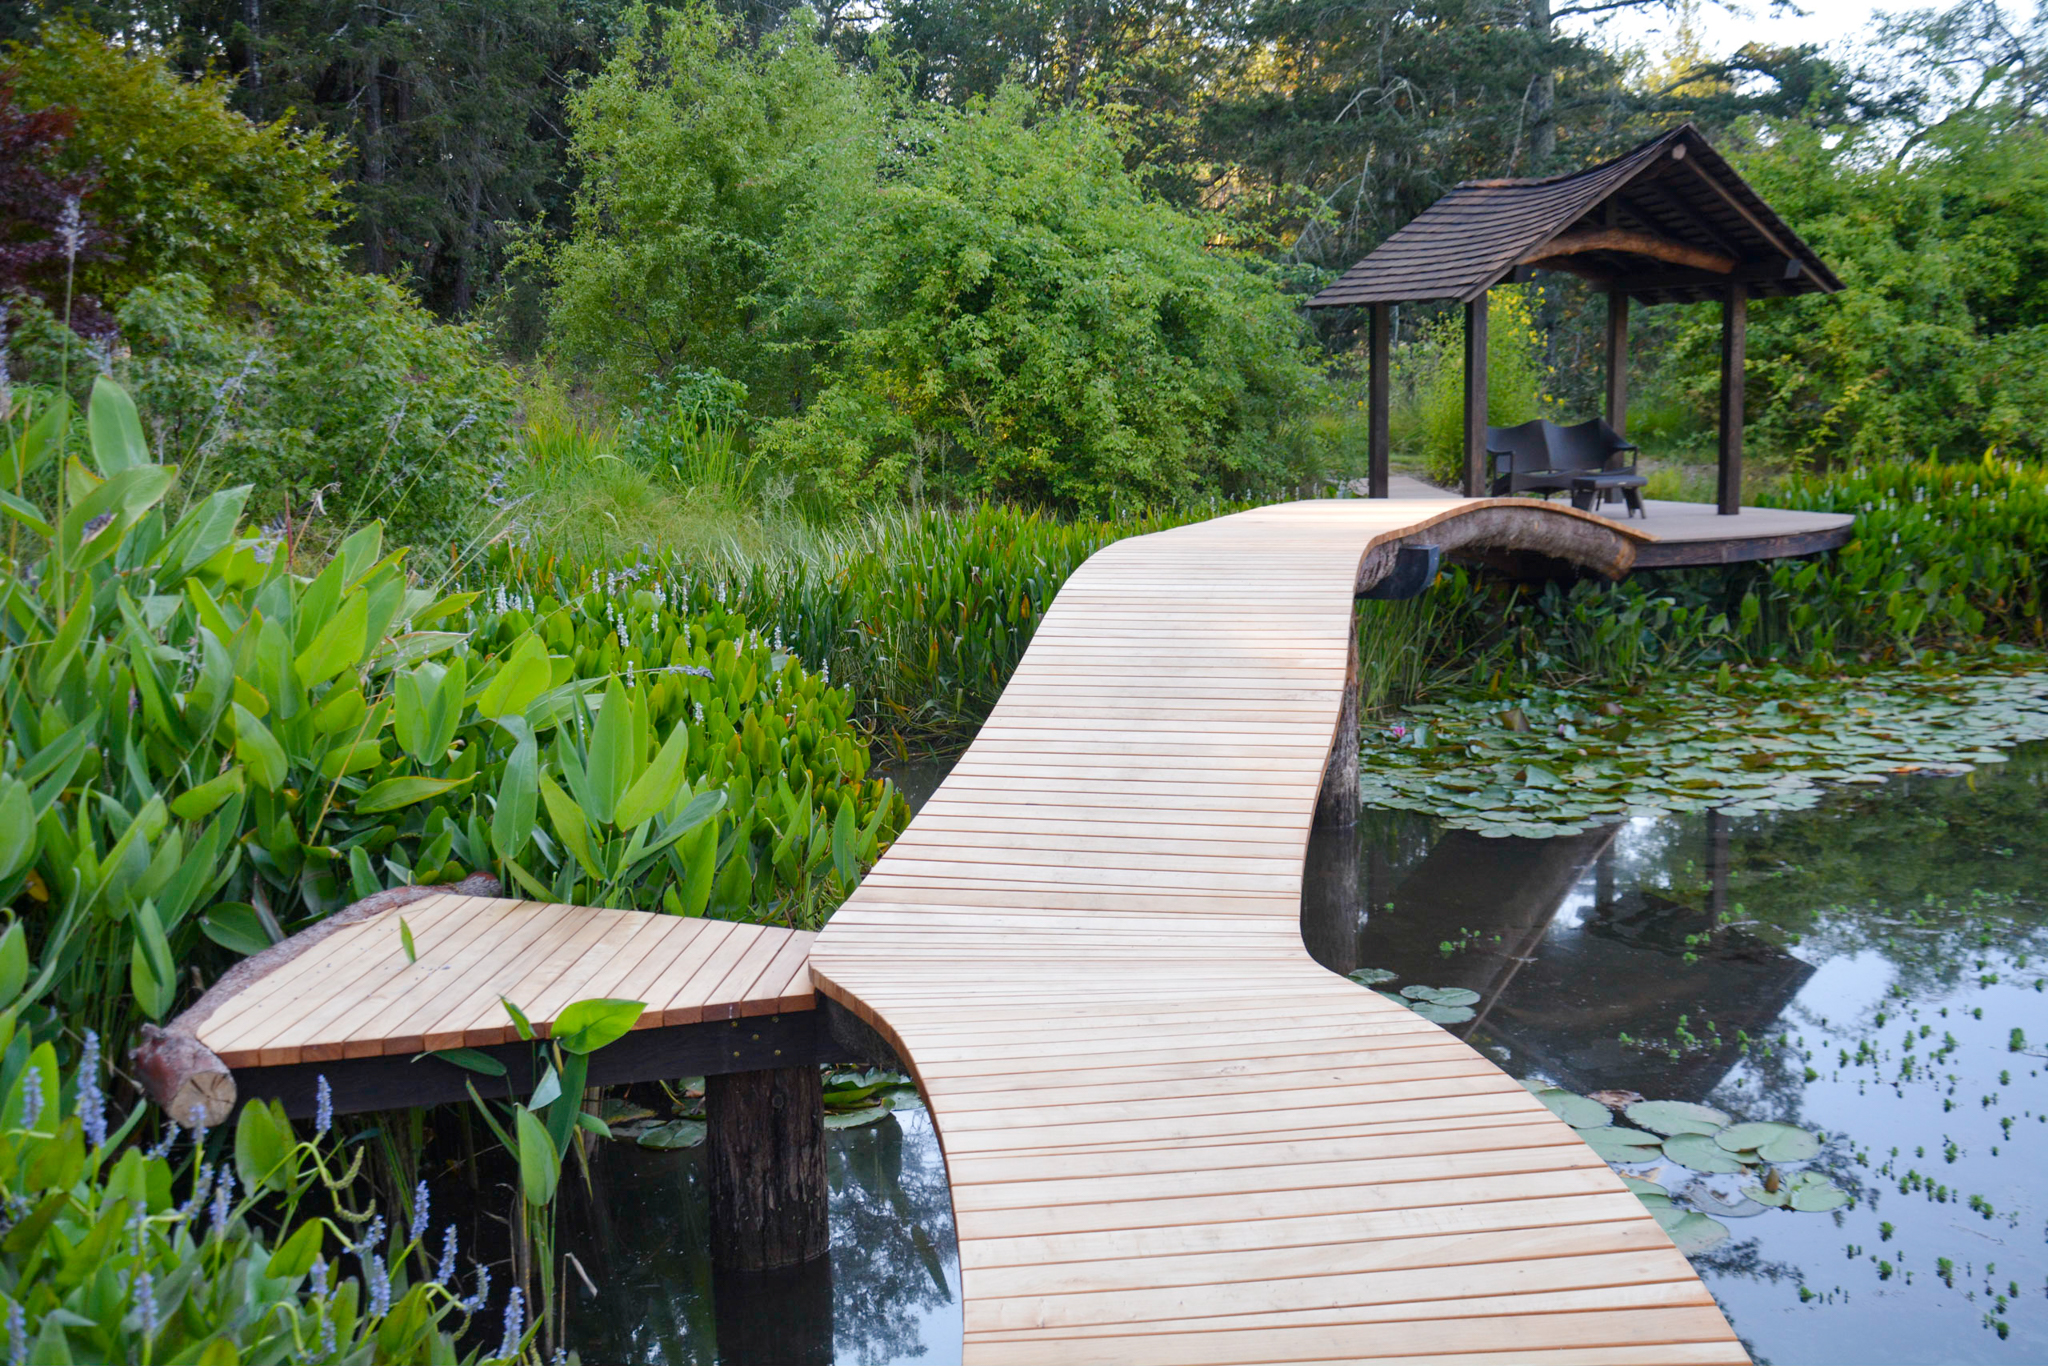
[1604,291,1630,437]
[1717,282,1746,515]
[1462,293,1490,497]
[1315,618,1360,828]
[1367,302,1392,498]
[707,1065,828,1271]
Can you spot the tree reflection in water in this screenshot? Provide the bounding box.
[555,1107,960,1365]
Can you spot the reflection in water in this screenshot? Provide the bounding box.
[557,1108,961,1365]
[1313,742,2048,1365]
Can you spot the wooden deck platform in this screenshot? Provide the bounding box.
[1382,473,1852,567]
[192,896,815,1068]
[813,496,1749,1364]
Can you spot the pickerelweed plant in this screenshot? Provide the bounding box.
[0,936,522,1364]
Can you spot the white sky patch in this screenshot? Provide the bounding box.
[1565,0,1892,62]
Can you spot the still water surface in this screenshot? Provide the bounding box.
[563,745,2047,1364]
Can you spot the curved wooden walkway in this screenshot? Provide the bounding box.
[811,498,1748,1365]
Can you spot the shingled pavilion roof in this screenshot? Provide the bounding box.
[1306,124,1843,309]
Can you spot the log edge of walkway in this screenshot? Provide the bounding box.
[810,497,1750,1365]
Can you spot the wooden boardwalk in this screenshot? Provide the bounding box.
[811,498,1748,1364]
[191,896,815,1069]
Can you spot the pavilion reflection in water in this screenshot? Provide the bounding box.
[1302,810,1814,1099]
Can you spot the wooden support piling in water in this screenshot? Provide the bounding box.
[707,1065,829,1272]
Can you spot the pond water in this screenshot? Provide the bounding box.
[1311,741,2048,1365]
[548,742,2047,1364]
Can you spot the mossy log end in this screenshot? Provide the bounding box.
[707,1065,830,1271]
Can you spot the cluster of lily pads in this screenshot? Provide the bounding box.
[596,1068,922,1150]
[1360,664,2048,837]
[1526,1083,1848,1253]
[1346,967,1478,1023]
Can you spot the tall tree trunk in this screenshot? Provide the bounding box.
[452,171,484,315]
[362,51,386,274]
[1529,0,1556,170]
[242,0,262,111]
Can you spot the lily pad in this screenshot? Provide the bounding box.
[1535,1089,1612,1129]
[1743,1183,1792,1209]
[1683,1183,1768,1218]
[1625,1100,1732,1136]
[1400,985,1481,1007]
[1715,1121,1821,1162]
[1653,1208,1732,1255]
[1407,1001,1476,1025]
[1582,1128,1664,1163]
[824,1104,892,1130]
[1790,1182,1851,1212]
[1347,967,1399,985]
[636,1119,707,1150]
[1620,1175,1668,1196]
[1662,1132,1751,1174]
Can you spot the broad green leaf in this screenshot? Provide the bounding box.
[551,998,645,1055]
[234,1098,296,1192]
[295,590,370,687]
[317,740,384,781]
[231,704,288,791]
[0,922,26,1009]
[1625,1100,1732,1136]
[0,489,50,537]
[161,485,251,578]
[1715,1121,1820,1162]
[35,585,92,696]
[1652,1208,1731,1254]
[637,1119,706,1150]
[584,676,637,825]
[0,781,32,880]
[514,1106,558,1207]
[200,903,275,957]
[169,766,244,822]
[399,918,417,964]
[538,773,601,880]
[265,1221,324,1281]
[427,1048,506,1078]
[356,775,470,814]
[130,902,176,1021]
[528,1064,563,1111]
[831,798,857,888]
[477,634,551,720]
[614,716,693,831]
[1534,1089,1611,1129]
[1662,1132,1751,1174]
[490,733,538,862]
[87,377,149,474]
[501,996,535,1040]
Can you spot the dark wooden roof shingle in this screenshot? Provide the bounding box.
[1306,125,1843,309]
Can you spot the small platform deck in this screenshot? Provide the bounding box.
[195,895,815,1068]
[1383,473,1852,567]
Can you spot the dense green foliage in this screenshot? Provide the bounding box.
[766,89,1318,511]
[7,19,348,311]
[0,380,901,1056]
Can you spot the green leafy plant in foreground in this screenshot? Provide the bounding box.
[0,948,514,1364]
[0,377,905,1055]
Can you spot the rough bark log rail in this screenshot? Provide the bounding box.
[811,497,1750,1365]
[135,875,817,1128]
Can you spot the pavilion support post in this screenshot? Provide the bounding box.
[1462,293,1489,497]
[1717,281,1746,515]
[707,1065,828,1271]
[1604,291,1629,436]
[1367,303,1391,498]
[1315,617,1359,828]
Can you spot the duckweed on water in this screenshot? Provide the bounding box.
[1360,662,2048,836]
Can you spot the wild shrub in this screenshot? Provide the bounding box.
[1399,285,1556,488]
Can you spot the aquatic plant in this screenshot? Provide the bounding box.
[1359,662,2048,837]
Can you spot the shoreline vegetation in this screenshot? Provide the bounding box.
[3,0,2047,1358]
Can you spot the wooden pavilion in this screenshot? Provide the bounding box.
[1307,124,1843,513]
